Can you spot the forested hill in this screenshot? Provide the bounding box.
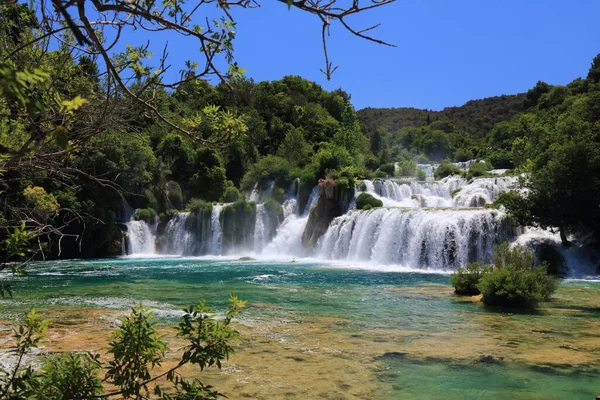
[358,92,526,141]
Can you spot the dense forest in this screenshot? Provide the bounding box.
[1,2,599,262]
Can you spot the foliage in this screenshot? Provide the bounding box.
[23,186,59,220]
[0,295,246,399]
[434,162,461,179]
[134,208,157,223]
[356,193,383,210]
[397,160,416,176]
[478,243,559,308]
[222,186,243,203]
[378,163,395,176]
[416,168,427,181]
[450,262,489,295]
[186,199,213,215]
[466,161,489,179]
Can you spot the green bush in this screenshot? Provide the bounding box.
[397,160,416,177]
[356,193,383,210]
[272,187,286,204]
[378,163,395,176]
[478,243,559,308]
[416,168,427,181]
[373,170,387,178]
[186,198,213,214]
[222,186,243,203]
[166,181,183,209]
[134,208,157,222]
[240,155,294,191]
[434,162,461,179]
[450,262,489,295]
[466,162,489,179]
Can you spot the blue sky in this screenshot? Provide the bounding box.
[115,1,600,110]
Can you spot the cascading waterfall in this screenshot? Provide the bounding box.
[317,208,515,270]
[126,219,157,255]
[210,205,223,255]
[120,174,594,277]
[254,204,271,253]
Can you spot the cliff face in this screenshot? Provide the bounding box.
[302,179,353,248]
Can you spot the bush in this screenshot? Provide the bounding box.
[134,208,157,223]
[478,243,559,308]
[166,181,183,209]
[450,262,488,295]
[272,187,286,204]
[397,160,416,177]
[240,155,294,191]
[186,198,213,214]
[434,162,461,179]
[416,168,427,181]
[378,163,395,176]
[373,170,387,178]
[356,193,383,210]
[222,186,243,203]
[466,161,489,179]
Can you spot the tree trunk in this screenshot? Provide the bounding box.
[559,224,572,247]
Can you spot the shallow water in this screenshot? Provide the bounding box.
[1,257,600,399]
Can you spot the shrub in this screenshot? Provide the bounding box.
[397,160,416,177]
[416,168,427,181]
[23,186,60,220]
[378,163,395,176]
[240,155,294,191]
[356,193,383,210]
[186,198,213,214]
[450,262,488,295]
[434,162,461,179]
[166,181,183,209]
[478,243,559,308]
[134,208,157,222]
[373,170,387,178]
[222,186,243,203]
[272,187,286,204]
[467,162,489,179]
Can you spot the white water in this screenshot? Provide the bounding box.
[123,175,595,276]
[210,205,223,255]
[126,220,156,256]
[317,207,513,270]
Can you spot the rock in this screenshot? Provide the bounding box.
[238,256,256,261]
[301,179,353,248]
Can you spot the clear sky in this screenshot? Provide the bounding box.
[122,0,600,111]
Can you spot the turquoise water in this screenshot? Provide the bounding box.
[1,257,600,399]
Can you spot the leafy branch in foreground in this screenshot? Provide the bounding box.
[0,294,246,400]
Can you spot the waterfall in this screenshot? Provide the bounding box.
[302,186,320,217]
[254,204,270,253]
[357,176,517,208]
[317,208,516,270]
[161,212,195,255]
[126,219,156,255]
[210,205,223,255]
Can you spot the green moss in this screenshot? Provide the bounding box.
[186,198,213,215]
[134,208,157,223]
[356,193,383,210]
